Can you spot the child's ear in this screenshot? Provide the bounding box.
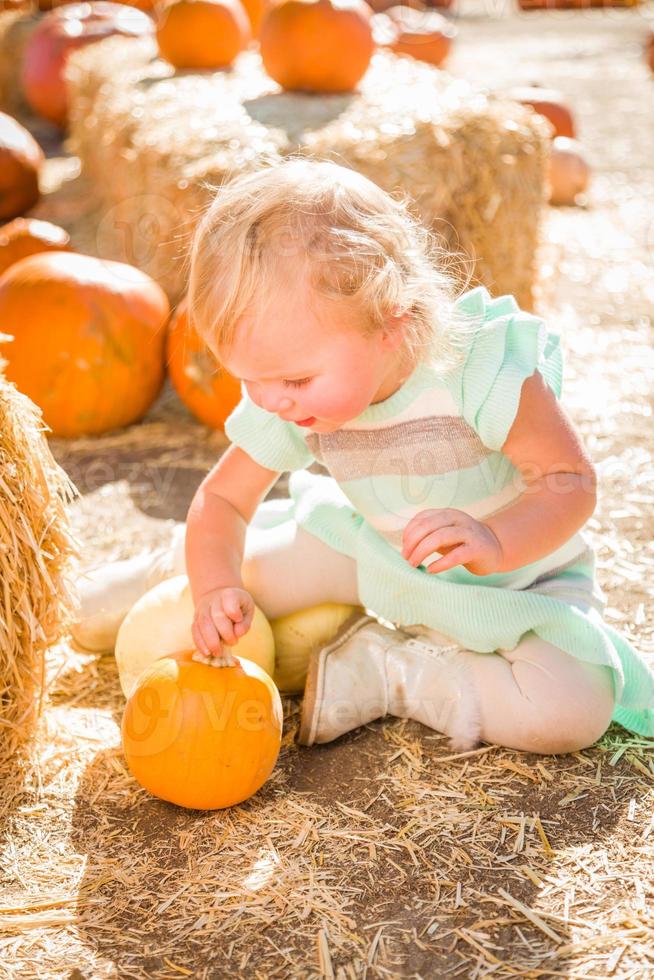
[381,310,408,352]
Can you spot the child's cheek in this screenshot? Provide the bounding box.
[313,382,361,420]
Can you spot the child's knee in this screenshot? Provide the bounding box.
[518,664,615,754]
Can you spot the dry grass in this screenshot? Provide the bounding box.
[1,8,654,978]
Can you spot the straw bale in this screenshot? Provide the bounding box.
[66,39,550,308]
[0,11,39,117]
[0,359,77,766]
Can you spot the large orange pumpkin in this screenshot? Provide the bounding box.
[166,300,241,429]
[156,0,251,69]
[21,2,154,128]
[505,86,576,140]
[122,650,283,810]
[372,6,455,67]
[0,113,43,221]
[0,217,71,277]
[0,251,169,437]
[260,0,374,93]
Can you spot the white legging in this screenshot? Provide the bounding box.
[239,519,615,754]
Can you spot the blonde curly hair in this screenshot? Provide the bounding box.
[188,157,475,373]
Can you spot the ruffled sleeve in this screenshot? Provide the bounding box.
[224,388,315,472]
[455,287,564,452]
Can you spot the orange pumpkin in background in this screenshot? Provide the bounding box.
[505,86,576,139]
[122,649,283,811]
[647,33,654,73]
[21,2,154,128]
[156,0,251,69]
[0,251,169,437]
[372,6,455,67]
[36,0,84,8]
[18,0,90,8]
[0,218,71,277]
[547,136,590,207]
[367,0,454,8]
[260,0,374,93]
[0,113,43,221]
[166,299,242,430]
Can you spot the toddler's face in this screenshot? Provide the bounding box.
[219,284,406,432]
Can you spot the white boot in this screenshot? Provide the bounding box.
[298,613,481,750]
[71,524,186,652]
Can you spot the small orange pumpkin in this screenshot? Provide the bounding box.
[156,0,251,69]
[0,113,43,222]
[166,300,242,430]
[506,86,576,140]
[547,136,590,207]
[0,251,169,438]
[372,6,455,67]
[0,217,71,277]
[260,0,374,93]
[122,650,283,810]
[21,2,154,128]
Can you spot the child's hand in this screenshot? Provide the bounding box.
[401,509,504,577]
[191,586,255,666]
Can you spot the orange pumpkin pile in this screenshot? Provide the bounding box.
[156,0,251,69]
[0,113,43,221]
[0,251,169,437]
[0,218,71,277]
[166,300,242,430]
[260,0,374,93]
[122,650,283,810]
[21,1,154,128]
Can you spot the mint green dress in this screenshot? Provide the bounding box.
[225,287,654,737]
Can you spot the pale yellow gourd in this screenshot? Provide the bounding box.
[271,602,362,694]
[115,574,275,698]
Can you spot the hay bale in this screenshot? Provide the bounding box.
[67,39,550,308]
[0,11,40,117]
[0,357,77,765]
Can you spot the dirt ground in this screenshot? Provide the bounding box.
[2,5,654,979]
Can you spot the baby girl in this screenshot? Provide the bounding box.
[76,158,654,753]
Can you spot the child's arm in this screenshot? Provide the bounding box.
[186,444,279,596]
[402,371,597,576]
[482,370,597,573]
[186,446,280,657]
